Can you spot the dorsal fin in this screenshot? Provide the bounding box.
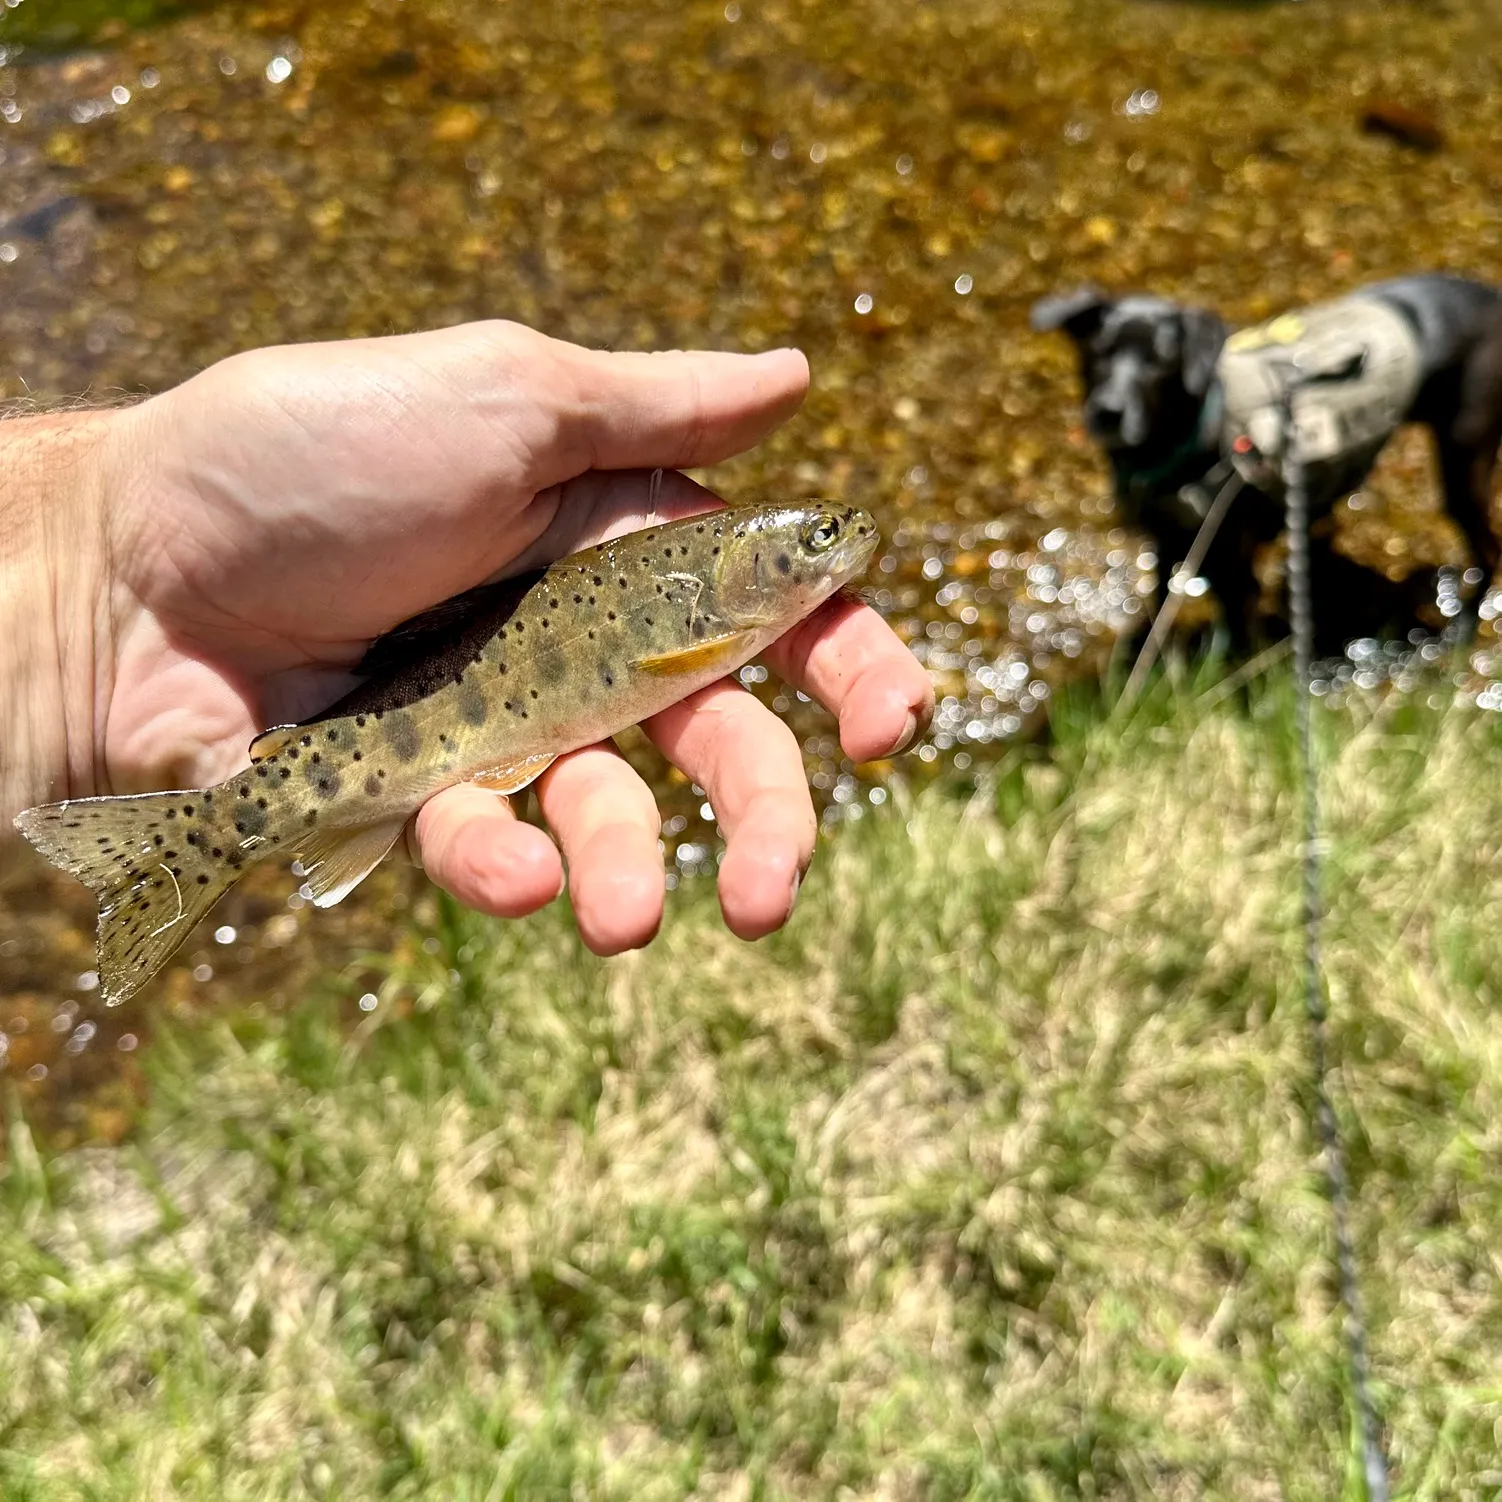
[296,570,548,726]
[248,725,300,763]
[354,572,540,679]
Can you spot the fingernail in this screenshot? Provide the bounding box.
[892,711,920,755]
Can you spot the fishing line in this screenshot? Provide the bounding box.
[1116,462,1243,716]
[1280,379,1390,1502]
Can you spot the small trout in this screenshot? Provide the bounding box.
[15,503,879,1006]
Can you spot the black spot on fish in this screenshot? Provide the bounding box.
[183,805,194,817]
[664,547,673,559]
[310,753,321,765]
[317,775,339,797]
[383,715,420,762]
[498,662,508,675]
[529,689,539,700]
[573,594,582,604]
[154,835,164,847]
[679,546,689,556]
[645,616,654,626]
[356,716,367,727]
[608,611,618,621]
[301,735,312,746]
[211,847,223,858]
[600,665,615,687]
[550,599,559,609]
[712,546,721,557]
[352,751,362,762]
[256,766,269,779]
[280,768,291,780]
[197,874,210,885]
[287,748,299,760]
[588,595,596,605]
[257,797,268,810]
[327,729,339,742]
[515,621,525,633]
[540,618,550,629]
[239,786,250,798]
[365,775,381,798]
[377,769,386,779]
[588,630,596,640]
[696,523,705,533]
[776,553,791,574]
[620,577,628,588]
[592,575,602,587]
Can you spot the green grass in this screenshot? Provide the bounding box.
[4,677,1502,1499]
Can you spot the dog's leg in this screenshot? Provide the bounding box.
[1435,315,1502,633]
[1434,431,1502,634]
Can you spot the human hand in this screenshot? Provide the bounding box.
[3,321,933,950]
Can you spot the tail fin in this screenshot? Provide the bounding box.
[13,789,246,1007]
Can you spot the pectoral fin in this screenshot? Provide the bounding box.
[634,631,757,678]
[468,752,557,795]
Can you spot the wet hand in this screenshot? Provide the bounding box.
[10,321,934,949]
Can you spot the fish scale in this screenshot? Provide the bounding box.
[14,503,879,1008]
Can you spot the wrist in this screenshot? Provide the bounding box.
[0,408,121,816]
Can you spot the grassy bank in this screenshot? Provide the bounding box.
[3,680,1502,1500]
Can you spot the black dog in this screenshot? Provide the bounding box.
[1032,274,1502,654]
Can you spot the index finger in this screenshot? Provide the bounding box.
[763,594,935,764]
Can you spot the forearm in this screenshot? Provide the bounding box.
[0,410,117,819]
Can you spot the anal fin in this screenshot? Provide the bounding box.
[298,819,406,908]
[634,630,757,677]
[468,752,556,795]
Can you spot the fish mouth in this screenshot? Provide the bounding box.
[825,509,881,588]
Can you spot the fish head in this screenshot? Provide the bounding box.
[714,503,880,627]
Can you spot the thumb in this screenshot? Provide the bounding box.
[526,332,811,479]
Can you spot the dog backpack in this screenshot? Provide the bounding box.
[1215,295,1422,492]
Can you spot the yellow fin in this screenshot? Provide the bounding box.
[248,725,300,763]
[298,819,406,908]
[634,631,757,678]
[468,752,557,795]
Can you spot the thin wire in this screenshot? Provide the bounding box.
[1116,466,1244,716]
[1284,438,1390,1502]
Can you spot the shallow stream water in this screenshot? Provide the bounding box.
[3,0,1501,1141]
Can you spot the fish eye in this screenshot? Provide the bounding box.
[802,513,842,552]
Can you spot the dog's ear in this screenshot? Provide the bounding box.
[1030,286,1109,339]
[1179,308,1226,397]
